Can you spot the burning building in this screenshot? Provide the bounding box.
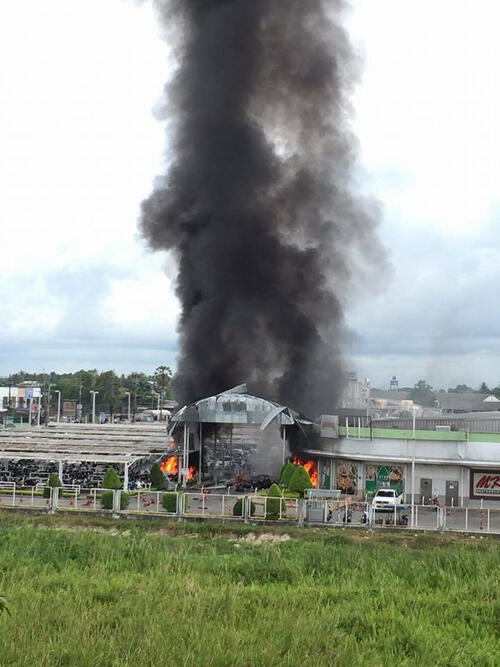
[167,384,297,485]
[166,384,336,489]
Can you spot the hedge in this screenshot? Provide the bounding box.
[233,497,256,517]
[100,491,130,510]
[162,493,178,513]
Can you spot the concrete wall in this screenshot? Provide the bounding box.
[328,436,500,467]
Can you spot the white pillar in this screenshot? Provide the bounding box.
[182,423,189,488]
[58,460,64,482]
[411,451,415,528]
[123,462,129,491]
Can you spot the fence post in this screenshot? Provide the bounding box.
[465,507,468,531]
[12,485,16,507]
[112,489,121,515]
[31,486,35,507]
[297,499,305,527]
[156,491,160,513]
[177,493,184,521]
[137,490,140,512]
[487,509,490,532]
[243,496,249,524]
[50,487,59,514]
[222,495,225,517]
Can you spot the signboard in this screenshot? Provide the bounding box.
[470,469,500,500]
[62,400,77,420]
[320,414,339,439]
[366,464,404,495]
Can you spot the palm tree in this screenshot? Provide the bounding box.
[154,366,172,422]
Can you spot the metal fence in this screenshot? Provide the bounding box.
[1,487,500,534]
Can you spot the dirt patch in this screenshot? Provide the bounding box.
[232,532,291,545]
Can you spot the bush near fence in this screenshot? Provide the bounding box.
[100,491,130,510]
[162,493,178,513]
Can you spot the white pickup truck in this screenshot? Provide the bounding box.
[372,488,403,510]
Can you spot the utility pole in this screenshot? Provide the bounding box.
[45,373,53,427]
[90,391,99,424]
[125,391,131,422]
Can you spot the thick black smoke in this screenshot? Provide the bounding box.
[141,0,383,417]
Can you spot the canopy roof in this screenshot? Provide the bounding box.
[171,385,295,428]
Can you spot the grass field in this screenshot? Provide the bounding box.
[0,513,498,666]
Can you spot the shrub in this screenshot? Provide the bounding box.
[42,487,51,499]
[120,492,130,510]
[288,465,313,497]
[265,483,286,519]
[102,468,122,490]
[281,462,297,487]
[48,473,62,488]
[233,497,256,517]
[162,493,178,513]
[150,463,166,491]
[100,491,129,510]
[100,491,114,510]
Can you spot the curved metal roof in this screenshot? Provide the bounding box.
[171,386,294,428]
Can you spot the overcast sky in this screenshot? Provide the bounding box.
[1,0,499,390]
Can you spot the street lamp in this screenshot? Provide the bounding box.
[125,391,131,422]
[54,390,61,424]
[90,391,99,424]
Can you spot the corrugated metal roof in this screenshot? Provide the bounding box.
[171,390,294,427]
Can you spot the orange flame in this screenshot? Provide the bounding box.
[160,455,178,475]
[188,466,196,481]
[292,457,319,488]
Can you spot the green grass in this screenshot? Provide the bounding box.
[0,513,498,666]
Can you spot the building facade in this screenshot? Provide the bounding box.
[305,425,500,507]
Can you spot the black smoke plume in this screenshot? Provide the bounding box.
[141,0,383,417]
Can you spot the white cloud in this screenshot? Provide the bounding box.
[1,0,500,389]
[0,0,177,374]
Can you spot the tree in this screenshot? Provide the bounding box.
[150,463,166,491]
[102,467,122,490]
[288,465,313,497]
[409,379,436,407]
[281,462,297,488]
[479,382,491,394]
[447,384,473,393]
[154,365,173,418]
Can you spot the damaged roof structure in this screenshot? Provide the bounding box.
[168,385,314,485]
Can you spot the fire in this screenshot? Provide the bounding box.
[160,455,178,475]
[292,457,319,488]
[188,466,196,481]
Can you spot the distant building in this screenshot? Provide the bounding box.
[0,383,41,413]
[435,392,500,414]
[339,372,370,410]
